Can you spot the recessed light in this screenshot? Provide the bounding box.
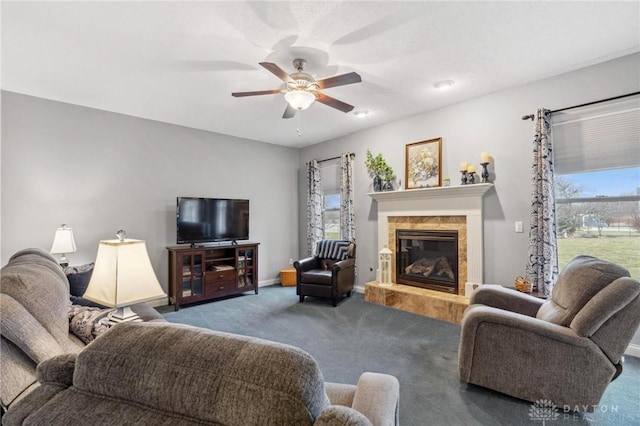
[354,110,370,118]
[433,80,455,90]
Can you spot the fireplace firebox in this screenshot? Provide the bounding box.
[396,229,458,294]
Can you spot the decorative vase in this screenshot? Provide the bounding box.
[382,180,394,191]
[373,175,382,192]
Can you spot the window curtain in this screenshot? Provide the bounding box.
[340,153,356,242]
[306,159,323,255]
[526,108,558,297]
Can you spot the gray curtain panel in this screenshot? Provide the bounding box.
[526,108,559,297]
[306,159,323,256]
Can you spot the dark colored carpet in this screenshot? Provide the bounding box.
[161,286,640,425]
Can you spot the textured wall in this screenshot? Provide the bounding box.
[1,92,300,290]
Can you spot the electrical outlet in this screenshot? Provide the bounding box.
[515,221,524,233]
[289,258,293,265]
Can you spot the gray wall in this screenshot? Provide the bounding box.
[1,92,300,291]
[298,53,640,345]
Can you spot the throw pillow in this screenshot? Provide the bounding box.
[68,305,114,344]
[64,263,95,297]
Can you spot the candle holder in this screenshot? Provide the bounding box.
[467,172,476,184]
[460,170,468,185]
[480,162,490,183]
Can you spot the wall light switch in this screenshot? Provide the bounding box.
[289,258,293,265]
[515,221,524,233]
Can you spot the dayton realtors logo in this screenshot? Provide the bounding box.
[529,399,560,425]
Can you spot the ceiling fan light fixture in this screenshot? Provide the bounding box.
[285,90,315,110]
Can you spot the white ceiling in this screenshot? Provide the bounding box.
[2,1,639,148]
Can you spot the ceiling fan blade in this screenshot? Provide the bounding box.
[259,62,295,84]
[315,93,355,113]
[316,72,362,90]
[232,89,281,97]
[282,104,297,119]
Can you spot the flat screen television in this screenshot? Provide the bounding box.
[176,197,249,245]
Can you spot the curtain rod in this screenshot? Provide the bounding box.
[521,91,640,121]
[318,152,355,163]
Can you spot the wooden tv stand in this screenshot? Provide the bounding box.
[167,242,259,310]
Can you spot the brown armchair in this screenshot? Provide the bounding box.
[458,255,640,411]
[294,240,356,307]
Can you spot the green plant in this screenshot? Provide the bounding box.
[381,164,395,181]
[365,149,394,180]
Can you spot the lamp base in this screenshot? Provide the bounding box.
[105,306,143,326]
[58,254,70,268]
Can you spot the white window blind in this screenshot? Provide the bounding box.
[552,94,640,174]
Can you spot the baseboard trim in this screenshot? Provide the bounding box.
[354,285,365,294]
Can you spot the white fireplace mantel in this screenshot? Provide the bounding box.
[368,183,493,289]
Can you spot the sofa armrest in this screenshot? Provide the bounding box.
[37,354,76,387]
[470,285,545,317]
[315,405,373,426]
[325,382,356,407]
[462,305,590,347]
[350,372,399,426]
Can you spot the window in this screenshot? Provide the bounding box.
[553,94,640,278]
[320,159,341,240]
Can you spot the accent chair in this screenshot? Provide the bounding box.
[458,255,640,411]
[294,240,356,307]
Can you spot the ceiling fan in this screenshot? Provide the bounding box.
[232,58,362,119]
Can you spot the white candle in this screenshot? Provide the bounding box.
[459,162,468,172]
[481,152,490,163]
[467,165,476,173]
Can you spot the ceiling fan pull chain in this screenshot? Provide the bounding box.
[296,112,303,137]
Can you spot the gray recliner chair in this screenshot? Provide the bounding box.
[458,255,640,411]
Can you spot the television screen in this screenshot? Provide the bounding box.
[177,197,249,244]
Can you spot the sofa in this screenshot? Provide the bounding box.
[458,255,640,411]
[3,321,400,426]
[0,248,164,412]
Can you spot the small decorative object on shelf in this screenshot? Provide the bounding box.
[467,165,477,184]
[366,149,394,192]
[459,162,468,185]
[480,163,490,183]
[480,151,491,183]
[443,177,451,187]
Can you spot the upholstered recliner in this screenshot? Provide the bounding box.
[295,240,356,307]
[0,248,164,412]
[458,255,640,411]
[4,322,400,426]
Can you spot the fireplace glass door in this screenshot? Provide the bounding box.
[396,230,458,293]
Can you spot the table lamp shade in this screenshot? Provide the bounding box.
[83,239,166,308]
[50,226,77,255]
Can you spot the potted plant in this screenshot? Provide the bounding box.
[381,164,395,191]
[365,149,394,192]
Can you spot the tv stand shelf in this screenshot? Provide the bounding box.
[167,242,259,310]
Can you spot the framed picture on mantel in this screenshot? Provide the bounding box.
[405,137,442,189]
